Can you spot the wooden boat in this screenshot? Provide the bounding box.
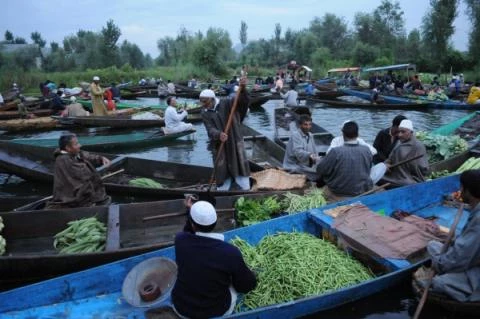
[9,130,195,152]
[412,273,480,315]
[0,108,53,120]
[53,115,165,128]
[0,195,247,288]
[0,117,59,132]
[274,107,334,154]
[340,88,477,110]
[76,98,167,111]
[307,97,436,110]
[0,175,465,318]
[249,93,272,108]
[0,127,284,202]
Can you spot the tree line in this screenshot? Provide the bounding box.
[1,0,479,78]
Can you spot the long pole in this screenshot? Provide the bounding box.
[412,204,464,319]
[208,84,243,190]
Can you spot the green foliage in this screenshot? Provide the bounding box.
[416,131,468,163]
[352,42,379,65]
[240,21,248,47]
[31,31,46,48]
[4,30,13,42]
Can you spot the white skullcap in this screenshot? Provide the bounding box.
[342,119,353,126]
[70,96,77,102]
[234,85,239,92]
[199,89,216,98]
[13,83,17,87]
[190,201,217,226]
[399,119,413,131]
[93,76,100,81]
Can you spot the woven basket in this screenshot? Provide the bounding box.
[251,169,306,191]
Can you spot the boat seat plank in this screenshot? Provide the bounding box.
[243,135,266,141]
[106,205,120,251]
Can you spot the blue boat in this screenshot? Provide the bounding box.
[340,88,478,110]
[0,175,466,318]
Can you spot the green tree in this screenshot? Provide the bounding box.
[421,0,458,72]
[274,23,282,64]
[352,42,380,65]
[192,27,233,74]
[14,37,27,44]
[239,20,248,48]
[101,19,121,67]
[119,40,145,69]
[4,30,13,43]
[465,0,480,61]
[30,31,46,48]
[309,14,350,59]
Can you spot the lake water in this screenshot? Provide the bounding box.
[0,97,475,318]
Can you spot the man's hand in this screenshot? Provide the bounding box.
[220,132,228,142]
[239,77,248,90]
[101,156,111,166]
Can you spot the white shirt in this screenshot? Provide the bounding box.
[0,93,3,104]
[165,105,187,130]
[167,82,176,94]
[327,136,377,155]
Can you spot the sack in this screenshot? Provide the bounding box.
[251,169,306,191]
[132,112,162,120]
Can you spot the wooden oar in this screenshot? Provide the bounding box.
[207,83,243,190]
[33,168,125,204]
[142,207,236,222]
[389,153,424,170]
[412,204,464,319]
[351,183,391,199]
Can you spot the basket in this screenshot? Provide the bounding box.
[251,169,307,191]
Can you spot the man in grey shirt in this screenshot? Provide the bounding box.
[283,114,320,181]
[317,121,373,200]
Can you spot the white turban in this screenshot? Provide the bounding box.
[93,76,100,81]
[399,119,414,131]
[190,201,217,226]
[199,89,216,98]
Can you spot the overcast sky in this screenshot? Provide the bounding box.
[1,0,470,57]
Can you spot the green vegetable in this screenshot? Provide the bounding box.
[282,188,327,214]
[235,196,284,226]
[128,177,164,189]
[456,157,480,172]
[54,217,107,254]
[416,131,468,163]
[231,232,374,311]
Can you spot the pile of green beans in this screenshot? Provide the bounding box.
[282,188,327,214]
[231,232,374,311]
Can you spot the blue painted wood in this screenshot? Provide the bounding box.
[340,88,477,110]
[0,175,465,318]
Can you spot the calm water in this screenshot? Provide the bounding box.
[0,98,474,318]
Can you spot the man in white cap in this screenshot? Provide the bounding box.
[172,201,257,318]
[90,76,107,116]
[381,119,429,187]
[200,77,251,190]
[63,96,89,117]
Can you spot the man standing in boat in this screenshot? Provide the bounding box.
[90,76,108,116]
[283,114,320,181]
[423,169,480,302]
[381,119,429,187]
[279,83,299,107]
[172,201,257,318]
[47,134,111,209]
[200,77,250,191]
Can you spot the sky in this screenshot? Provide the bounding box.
[1,0,470,57]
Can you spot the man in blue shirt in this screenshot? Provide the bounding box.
[172,201,257,318]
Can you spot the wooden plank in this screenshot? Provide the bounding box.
[105,205,120,251]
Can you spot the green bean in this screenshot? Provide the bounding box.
[231,232,374,311]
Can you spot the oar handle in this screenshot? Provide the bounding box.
[412,204,464,319]
[389,153,424,169]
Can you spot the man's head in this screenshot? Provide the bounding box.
[398,119,414,142]
[460,169,480,204]
[298,114,312,135]
[189,201,217,232]
[93,76,100,83]
[342,121,359,141]
[199,89,216,109]
[166,96,176,106]
[58,134,81,155]
[290,83,296,90]
[391,115,407,137]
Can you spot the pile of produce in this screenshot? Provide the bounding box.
[54,217,107,254]
[235,196,284,226]
[128,177,164,188]
[282,188,327,214]
[416,131,468,163]
[231,232,374,311]
[428,157,480,179]
[0,216,5,255]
